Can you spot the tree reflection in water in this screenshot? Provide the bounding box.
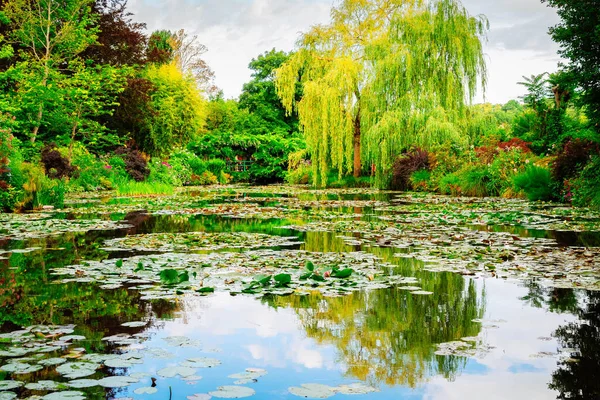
[550,292,600,400]
[266,272,484,387]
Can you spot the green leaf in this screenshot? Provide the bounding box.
[331,268,353,279]
[115,259,123,268]
[197,287,215,294]
[274,273,292,286]
[254,275,272,286]
[305,261,315,272]
[159,269,180,285]
[299,272,312,280]
[310,274,325,282]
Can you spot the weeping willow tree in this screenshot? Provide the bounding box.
[276,0,487,187]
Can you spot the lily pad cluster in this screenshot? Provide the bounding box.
[281,218,600,291]
[51,250,418,300]
[288,382,379,398]
[102,232,303,253]
[0,215,132,240]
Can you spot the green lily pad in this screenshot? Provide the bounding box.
[97,376,139,388]
[187,395,212,400]
[38,358,67,366]
[67,379,100,388]
[134,387,158,395]
[25,381,66,391]
[0,393,16,400]
[56,362,100,379]
[209,385,255,398]
[121,321,147,328]
[288,384,336,398]
[157,366,197,378]
[0,362,43,374]
[181,357,222,368]
[335,383,379,394]
[0,381,23,391]
[42,391,86,399]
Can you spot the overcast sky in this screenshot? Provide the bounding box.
[126,0,563,104]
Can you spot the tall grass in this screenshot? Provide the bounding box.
[116,181,174,196]
[513,165,554,201]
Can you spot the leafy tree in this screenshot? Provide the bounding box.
[146,29,173,64]
[542,0,600,130]
[83,0,147,66]
[2,0,98,143]
[140,63,206,156]
[276,0,487,187]
[239,49,298,134]
[169,29,216,95]
[53,60,128,157]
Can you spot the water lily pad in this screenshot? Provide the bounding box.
[157,366,197,378]
[228,368,267,381]
[38,358,67,366]
[97,376,139,388]
[289,384,336,399]
[181,357,221,368]
[208,386,255,398]
[134,387,158,395]
[42,391,86,399]
[187,395,212,400]
[25,381,66,391]
[56,362,100,379]
[0,381,23,391]
[0,362,43,374]
[335,383,379,395]
[67,379,100,388]
[0,393,16,400]
[121,321,147,328]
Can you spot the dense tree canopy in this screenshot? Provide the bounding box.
[542,0,600,130]
[276,0,487,187]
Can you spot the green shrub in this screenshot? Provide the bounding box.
[409,170,431,191]
[460,165,493,197]
[206,159,226,175]
[148,159,182,186]
[116,181,174,196]
[439,172,462,196]
[572,156,600,209]
[286,165,313,185]
[191,171,218,185]
[513,165,555,201]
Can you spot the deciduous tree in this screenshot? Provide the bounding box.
[276,0,487,187]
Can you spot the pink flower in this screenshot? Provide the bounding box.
[162,162,172,168]
[104,165,112,170]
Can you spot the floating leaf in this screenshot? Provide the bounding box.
[288,383,336,398]
[0,381,22,391]
[67,379,100,388]
[56,362,100,379]
[209,385,255,398]
[157,366,197,378]
[42,391,86,400]
[134,387,158,395]
[331,269,353,279]
[97,375,139,388]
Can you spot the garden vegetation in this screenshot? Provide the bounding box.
[0,0,598,211]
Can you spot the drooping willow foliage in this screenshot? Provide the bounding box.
[276,0,488,187]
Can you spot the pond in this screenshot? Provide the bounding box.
[1,185,599,399]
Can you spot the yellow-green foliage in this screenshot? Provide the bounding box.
[144,63,207,156]
[276,0,487,187]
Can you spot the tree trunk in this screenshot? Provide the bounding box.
[31,63,50,144]
[353,112,361,178]
[68,118,79,161]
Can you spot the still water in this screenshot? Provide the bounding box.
[0,187,598,399]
